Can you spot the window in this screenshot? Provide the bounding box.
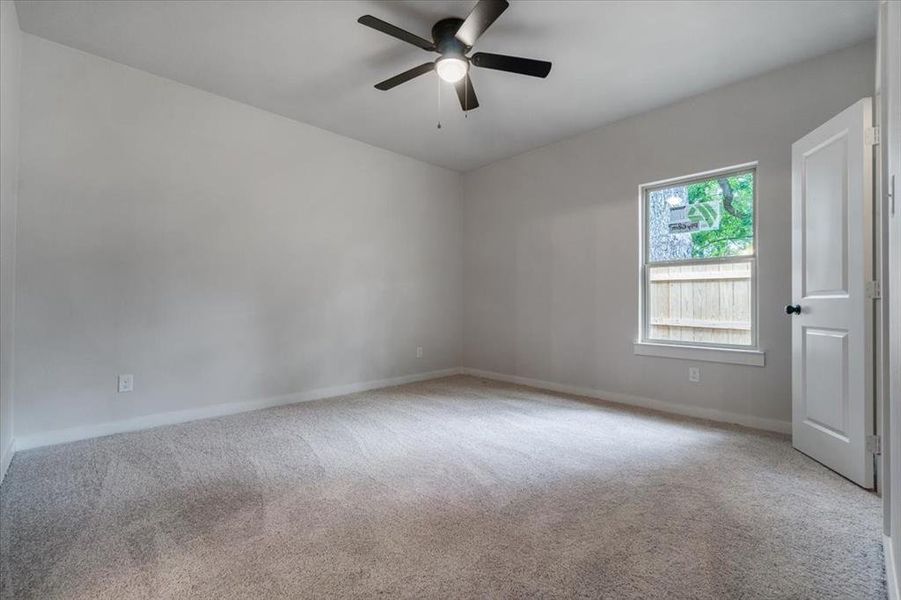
[637,164,762,363]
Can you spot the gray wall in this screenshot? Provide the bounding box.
[5,34,878,446]
[461,41,875,427]
[13,35,462,439]
[1,0,22,479]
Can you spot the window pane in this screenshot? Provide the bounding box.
[647,171,754,262]
[647,261,752,346]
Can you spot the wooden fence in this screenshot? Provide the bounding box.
[647,262,752,345]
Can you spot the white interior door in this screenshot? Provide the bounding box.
[791,98,875,489]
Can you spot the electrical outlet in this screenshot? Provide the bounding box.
[416,346,423,359]
[688,367,700,383]
[118,374,134,393]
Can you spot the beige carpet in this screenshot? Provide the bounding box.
[0,375,885,599]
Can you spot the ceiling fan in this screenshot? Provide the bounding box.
[358,0,551,111]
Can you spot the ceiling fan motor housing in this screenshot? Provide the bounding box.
[432,18,469,58]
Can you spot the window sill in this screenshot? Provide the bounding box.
[633,341,765,367]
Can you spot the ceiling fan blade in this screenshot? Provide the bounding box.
[471,52,552,78]
[454,74,479,111]
[374,62,435,91]
[358,15,436,51]
[454,0,509,47]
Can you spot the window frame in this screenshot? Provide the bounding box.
[637,162,761,356]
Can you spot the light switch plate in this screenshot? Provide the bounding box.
[688,367,700,383]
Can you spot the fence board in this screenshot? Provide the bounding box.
[648,262,752,345]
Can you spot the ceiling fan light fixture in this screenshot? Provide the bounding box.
[436,56,469,83]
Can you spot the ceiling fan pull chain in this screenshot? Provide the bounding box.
[437,73,442,129]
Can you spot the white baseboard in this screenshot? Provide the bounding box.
[460,367,792,434]
[14,368,462,451]
[10,365,793,451]
[0,436,14,484]
[888,535,900,600]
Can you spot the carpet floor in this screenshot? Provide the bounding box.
[0,375,885,599]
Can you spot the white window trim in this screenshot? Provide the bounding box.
[636,162,765,367]
[633,341,765,366]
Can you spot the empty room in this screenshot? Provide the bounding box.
[1,1,900,598]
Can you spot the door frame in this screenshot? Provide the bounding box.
[877,1,901,597]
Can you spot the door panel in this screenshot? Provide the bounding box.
[802,328,848,439]
[803,134,848,297]
[791,98,874,489]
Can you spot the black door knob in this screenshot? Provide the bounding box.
[785,304,802,315]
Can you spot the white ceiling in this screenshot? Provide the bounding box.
[15,0,877,172]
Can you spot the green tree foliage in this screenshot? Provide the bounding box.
[687,172,754,258]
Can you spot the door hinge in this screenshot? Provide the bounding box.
[866,435,882,455]
[866,280,881,299]
[865,126,880,146]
